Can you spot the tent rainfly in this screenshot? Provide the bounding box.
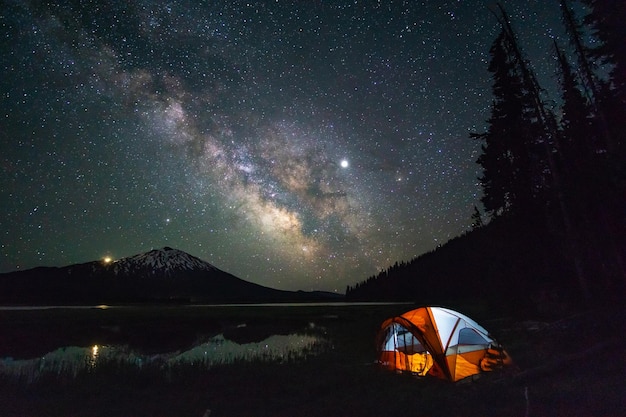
[376,306,512,382]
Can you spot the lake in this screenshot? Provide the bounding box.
[0,303,409,383]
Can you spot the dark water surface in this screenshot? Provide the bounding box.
[0,303,408,381]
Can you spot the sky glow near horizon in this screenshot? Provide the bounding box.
[1,1,565,292]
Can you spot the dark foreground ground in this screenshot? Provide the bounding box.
[0,303,624,417]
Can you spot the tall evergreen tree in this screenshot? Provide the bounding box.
[560,0,620,159]
[559,1,600,105]
[472,29,547,220]
[555,42,596,170]
[578,0,626,293]
[580,0,626,157]
[554,42,599,298]
[470,205,484,229]
[477,5,591,302]
[581,0,626,95]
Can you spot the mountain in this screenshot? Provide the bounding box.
[0,247,341,305]
[105,247,220,279]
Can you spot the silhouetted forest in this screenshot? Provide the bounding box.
[347,1,625,315]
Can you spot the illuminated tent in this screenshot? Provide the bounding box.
[376,307,512,382]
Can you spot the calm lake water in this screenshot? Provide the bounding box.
[1,303,407,381]
[1,332,325,382]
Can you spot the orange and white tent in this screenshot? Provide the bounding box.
[377,306,512,382]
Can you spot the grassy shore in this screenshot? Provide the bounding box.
[0,303,624,416]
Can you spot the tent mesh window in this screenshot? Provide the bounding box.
[396,328,426,355]
[457,328,489,346]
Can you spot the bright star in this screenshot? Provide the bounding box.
[340,159,349,168]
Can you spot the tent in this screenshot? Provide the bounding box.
[376,306,512,382]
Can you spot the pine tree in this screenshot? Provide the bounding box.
[577,0,626,295]
[470,205,484,229]
[471,29,546,219]
[559,0,600,106]
[555,42,596,172]
[560,0,618,159]
[582,0,626,96]
[553,41,601,297]
[580,0,626,157]
[476,5,592,302]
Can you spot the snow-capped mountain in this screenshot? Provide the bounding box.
[109,247,218,278]
[0,247,341,305]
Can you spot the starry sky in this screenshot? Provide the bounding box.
[1,1,566,292]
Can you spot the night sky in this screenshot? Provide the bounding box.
[1,1,565,292]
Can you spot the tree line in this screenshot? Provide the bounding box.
[347,1,625,309]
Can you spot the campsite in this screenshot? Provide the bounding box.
[0,302,623,416]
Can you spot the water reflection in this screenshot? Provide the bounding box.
[0,332,326,382]
[0,345,142,382]
[170,333,322,367]
[89,345,99,368]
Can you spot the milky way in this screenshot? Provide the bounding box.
[1,1,565,291]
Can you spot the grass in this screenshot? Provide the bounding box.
[0,303,624,416]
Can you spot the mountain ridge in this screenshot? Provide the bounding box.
[0,247,341,305]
